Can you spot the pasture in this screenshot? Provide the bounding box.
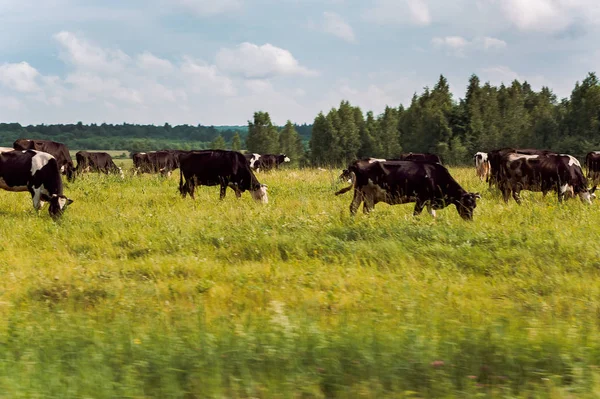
[1,164,600,398]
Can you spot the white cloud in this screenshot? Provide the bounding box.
[54,31,130,74]
[432,35,507,56]
[480,36,507,50]
[180,57,236,96]
[215,42,318,78]
[498,0,600,33]
[0,62,40,92]
[321,12,356,43]
[172,0,243,16]
[136,52,174,75]
[0,96,22,111]
[366,0,431,26]
[245,79,273,94]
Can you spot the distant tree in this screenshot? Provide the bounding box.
[231,133,242,151]
[310,112,337,166]
[246,111,279,153]
[279,120,304,164]
[211,134,226,149]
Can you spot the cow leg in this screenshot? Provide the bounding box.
[413,200,426,216]
[220,184,227,200]
[188,179,196,200]
[363,195,375,214]
[501,186,511,203]
[31,188,43,210]
[558,183,569,203]
[512,189,522,205]
[426,204,437,218]
[349,189,362,216]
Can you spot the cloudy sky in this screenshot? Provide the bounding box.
[1,0,599,126]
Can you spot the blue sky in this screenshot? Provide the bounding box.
[1,0,599,125]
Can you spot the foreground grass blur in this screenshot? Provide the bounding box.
[1,165,600,397]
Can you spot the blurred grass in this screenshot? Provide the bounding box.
[1,167,600,397]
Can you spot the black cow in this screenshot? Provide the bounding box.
[585,151,600,191]
[132,150,179,175]
[76,151,123,177]
[13,139,75,181]
[245,153,290,172]
[499,152,592,204]
[179,150,268,203]
[341,160,480,220]
[0,150,73,218]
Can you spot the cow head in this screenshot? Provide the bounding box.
[65,162,76,182]
[456,192,481,221]
[250,184,268,204]
[338,169,353,183]
[283,154,291,163]
[48,194,74,219]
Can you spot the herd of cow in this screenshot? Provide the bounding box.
[0,139,289,218]
[1,138,600,221]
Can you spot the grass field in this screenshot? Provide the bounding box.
[1,165,600,398]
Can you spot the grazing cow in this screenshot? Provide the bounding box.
[499,152,592,204]
[396,152,442,163]
[585,151,600,191]
[487,148,555,189]
[246,153,290,172]
[13,139,75,181]
[76,151,124,177]
[179,150,268,203]
[0,150,73,218]
[132,150,179,175]
[474,152,491,181]
[341,160,480,220]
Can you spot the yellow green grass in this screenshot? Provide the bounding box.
[1,166,600,397]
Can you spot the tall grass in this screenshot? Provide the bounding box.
[1,166,600,397]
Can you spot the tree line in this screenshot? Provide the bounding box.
[1,72,599,166]
[305,72,600,166]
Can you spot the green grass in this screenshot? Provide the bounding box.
[1,167,600,398]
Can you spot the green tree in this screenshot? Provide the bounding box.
[377,106,402,157]
[211,134,226,149]
[246,111,279,153]
[231,132,242,151]
[279,120,304,164]
[310,112,337,166]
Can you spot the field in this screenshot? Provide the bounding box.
[2,163,600,398]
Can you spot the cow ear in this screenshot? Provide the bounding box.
[474,192,482,199]
[66,198,74,205]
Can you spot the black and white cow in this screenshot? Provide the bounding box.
[76,151,123,177]
[179,150,268,203]
[340,160,480,220]
[13,139,76,181]
[245,153,290,172]
[499,152,592,204]
[0,150,73,218]
[585,151,600,191]
[474,152,490,181]
[487,148,555,189]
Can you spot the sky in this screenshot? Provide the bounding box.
[0,0,599,126]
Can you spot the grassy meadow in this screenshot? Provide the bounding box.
[2,162,600,398]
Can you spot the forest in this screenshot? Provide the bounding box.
[1,72,599,166]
